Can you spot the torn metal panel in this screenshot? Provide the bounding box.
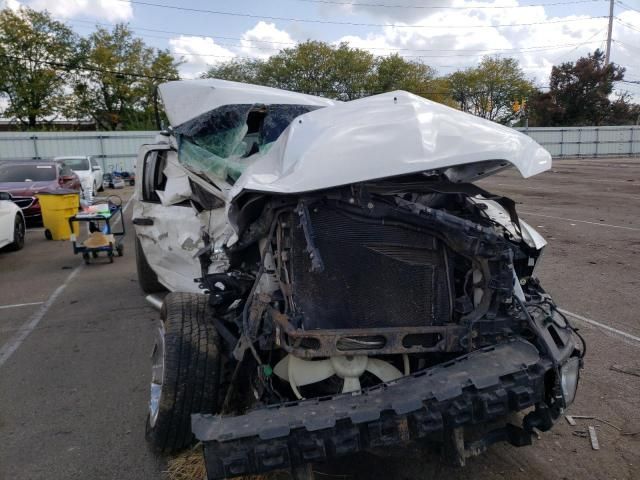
[132,198,204,293]
[230,91,552,196]
[158,79,337,127]
[157,156,191,206]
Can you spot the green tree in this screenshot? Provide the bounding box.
[529,49,638,126]
[328,43,376,100]
[203,42,454,103]
[71,24,180,130]
[373,54,453,105]
[0,7,80,129]
[448,56,535,124]
[258,41,338,96]
[204,41,377,100]
[202,58,264,84]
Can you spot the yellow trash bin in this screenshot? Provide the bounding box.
[36,191,80,240]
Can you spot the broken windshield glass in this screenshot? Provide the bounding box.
[174,104,322,184]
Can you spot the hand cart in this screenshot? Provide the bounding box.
[68,195,125,264]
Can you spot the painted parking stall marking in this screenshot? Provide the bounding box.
[0,196,133,368]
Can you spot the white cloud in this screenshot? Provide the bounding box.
[239,21,295,59]
[29,0,133,21]
[170,22,297,78]
[333,1,626,87]
[1,0,22,11]
[169,36,236,79]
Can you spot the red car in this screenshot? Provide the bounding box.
[0,160,82,220]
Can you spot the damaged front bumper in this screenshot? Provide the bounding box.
[193,338,575,479]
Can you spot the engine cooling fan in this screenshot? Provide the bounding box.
[274,354,407,399]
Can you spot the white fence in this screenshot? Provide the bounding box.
[0,131,157,172]
[0,126,637,169]
[516,125,640,157]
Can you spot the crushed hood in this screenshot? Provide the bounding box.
[158,80,551,197]
[231,91,551,195]
[159,79,338,127]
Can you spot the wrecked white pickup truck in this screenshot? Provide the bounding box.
[133,79,584,480]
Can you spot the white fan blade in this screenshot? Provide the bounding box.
[342,376,361,393]
[273,355,290,381]
[273,355,336,387]
[366,358,403,382]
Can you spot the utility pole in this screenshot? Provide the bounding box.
[605,0,614,64]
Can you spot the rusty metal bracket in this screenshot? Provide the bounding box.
[270,309,466,358]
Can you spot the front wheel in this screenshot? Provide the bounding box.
[145,293,222,453]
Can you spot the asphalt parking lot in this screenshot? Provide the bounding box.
[1,159,639,480]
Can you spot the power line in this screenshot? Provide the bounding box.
[66,18,607,56]
[291,0,605,9]
[616,17,640,32]
[613,39,640,51]
[120,0,607,29]
[616,1,640,14]
[0,52,178,81]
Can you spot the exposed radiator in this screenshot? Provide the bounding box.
[289,204,452,330]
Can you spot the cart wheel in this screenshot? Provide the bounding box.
[92,251,99,258]
[44,229,52,240]
[108,253,114,263]
[117,244,124,257]
[82,252,91,265]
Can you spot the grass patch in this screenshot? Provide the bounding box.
[164,445,290,480]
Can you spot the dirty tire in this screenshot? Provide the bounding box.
[135,236,164,293]
[44,229,52,241]
[145,292,221,454]
[7,214,25,251]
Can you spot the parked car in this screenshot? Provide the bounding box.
[55,156,103,200]
[0,160,81,220]
[0,191,26,251]
[134,79,584,480]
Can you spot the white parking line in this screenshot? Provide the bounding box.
[0,265,83,367]
[519,211,640,232]
[559,308,640,345]
[0,302,44,310]
[0,195,134,369]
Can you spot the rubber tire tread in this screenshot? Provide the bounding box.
[146,292,221,454]
[6,214,25,251]
[135,235,164,293]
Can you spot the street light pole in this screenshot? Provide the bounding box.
[605,0,614,64]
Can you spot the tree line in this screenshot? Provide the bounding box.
[0,7,179,130]
[0,6,638,131]
[206,45,640,127]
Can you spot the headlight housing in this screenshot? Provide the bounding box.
[560,356,580,406]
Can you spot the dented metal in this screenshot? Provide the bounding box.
[135,79,584,480]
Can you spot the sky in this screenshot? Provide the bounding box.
[3,0,640,98]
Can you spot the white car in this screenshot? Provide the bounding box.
[54,156,104,200]
[133,80,583,480]
[0,192,26,251]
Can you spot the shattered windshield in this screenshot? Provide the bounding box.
[174,104,322,184]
